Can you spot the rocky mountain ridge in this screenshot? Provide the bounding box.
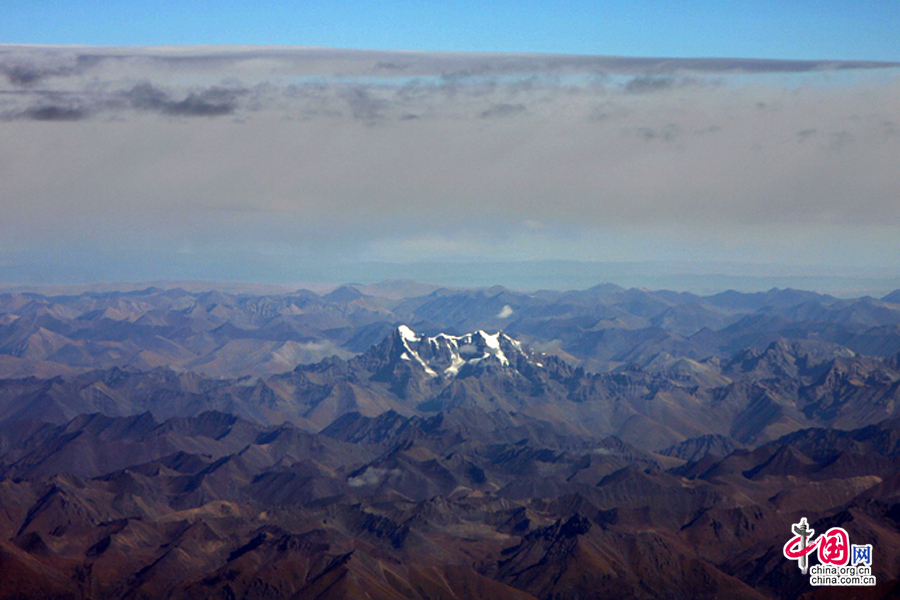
[1,408,900,599]
[3,283,900,379]
[3,283,900,598]
[2,324,900,455]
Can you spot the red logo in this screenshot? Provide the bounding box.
[783,521,851,569]
[817,528,849,566]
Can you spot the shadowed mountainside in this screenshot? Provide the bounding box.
[1,410,900,598]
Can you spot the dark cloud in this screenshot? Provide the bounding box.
[284,82,329,99]
[0,54,101,86]
[480,103,526,119]
[123,82,170,111]
[27,105,87,121]
[343,86,388,121]
[3,65,48,86]
[624,76,676,94]
[1,89,91,121]
[122,82,243,117]
[1,81,244,121]
[681,58,824,73]
[375,61,407,71]
[435,75,464,98]
[393,82,430,105]
[167,88,241,116]
[6,105,90,121]
[796,129,817,142]
[635,123,681,142]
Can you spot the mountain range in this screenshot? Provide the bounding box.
[3,283,900,379]
[2,282,900,598]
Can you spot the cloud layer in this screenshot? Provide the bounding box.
[1,46,899,286]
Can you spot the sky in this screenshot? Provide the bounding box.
[4,1,900,61]
[1,2,899,293]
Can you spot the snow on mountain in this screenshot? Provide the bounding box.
[392,325,530,378]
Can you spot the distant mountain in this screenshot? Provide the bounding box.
[882,288,900,304]
[4,283,900,379]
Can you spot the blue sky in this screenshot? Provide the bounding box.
[3,1,899,61]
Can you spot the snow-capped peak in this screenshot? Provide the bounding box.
[396,325,437,376]
[391,325,529,378]
[397,324,420,343]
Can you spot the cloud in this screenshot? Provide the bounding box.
[480,103,526,118]
[1,80,247,121]
[694,124,721,135]
[0,53,100,86]
[166,88,242,117]
[794,129,853,150]
[122,82,170,111]
[1,94,91,121]
[589,102,631,122]
[343,86,388,121]
[3,65,50,86]
[624,75,676,94]
[21,105,89,121]
[124,82,243,117]
[347,467,400,487]
[1,46,899,282]
[376,61,407,71]
[497,305,514,318]
[634,123,681,142]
